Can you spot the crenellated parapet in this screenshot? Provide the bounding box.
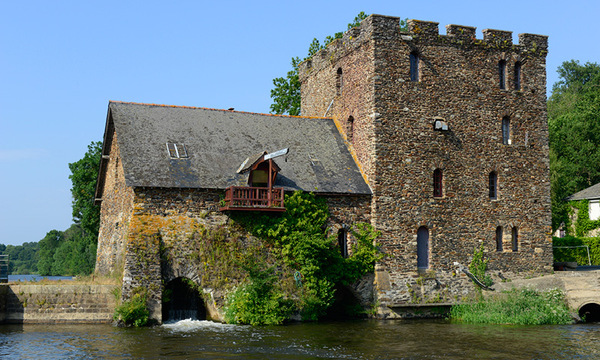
[300,14,548,80]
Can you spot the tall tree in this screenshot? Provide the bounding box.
[548,60,600,230]
[67,141,102,274]
[270,12,384,115]
[37,230,63,275]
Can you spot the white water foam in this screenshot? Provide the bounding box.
[162,318,242,332]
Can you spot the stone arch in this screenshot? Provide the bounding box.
[579,302,600,323]
[162,276,206,322]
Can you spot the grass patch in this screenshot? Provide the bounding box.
[450,288,573,325]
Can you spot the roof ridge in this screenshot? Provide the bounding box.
[109,100,332,120]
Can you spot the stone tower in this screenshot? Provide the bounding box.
[299,14,552,313]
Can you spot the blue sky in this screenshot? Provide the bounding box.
[1,0,599,246]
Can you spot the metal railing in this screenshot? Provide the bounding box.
[220,186,284,210]
[0,255,8,283]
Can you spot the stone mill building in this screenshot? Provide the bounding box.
[94,14,553,322]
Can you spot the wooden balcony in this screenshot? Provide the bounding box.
[219,186,285,212]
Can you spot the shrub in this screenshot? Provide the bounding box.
[553,235,600,265]
[450,288,573,325]
[230,191,381,322]
[224,261,293,325]
[469,243,493,287]
[113,289,150,327]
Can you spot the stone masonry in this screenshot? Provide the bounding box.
[300,15,552,317]
[96,126,372,322]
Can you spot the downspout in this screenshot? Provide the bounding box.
[323,99,334,117]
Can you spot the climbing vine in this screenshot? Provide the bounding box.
[228,191,381,323]
[572,200,600,237]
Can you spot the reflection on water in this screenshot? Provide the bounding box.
[0,319,599,359]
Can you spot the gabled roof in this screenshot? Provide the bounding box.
[568,182,600,201]
[98,101,371,196]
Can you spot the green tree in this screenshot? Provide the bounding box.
[37,141,102,276]
[548,60,600,230]
[69,141,102,239]
[66,141,102,274]
[269,12,376,115]
[37,230,64,275]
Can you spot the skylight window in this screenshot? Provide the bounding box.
[166,143,188,159]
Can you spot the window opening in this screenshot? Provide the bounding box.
[502,117,510,145]
[347,116,354,142]
[166,143,188,159]
[514,61,521,90]
[499,60,506,89]
[496,226,503,252]
[433,169,443,198]
[249,162,270,187]
[338,228,348,258]
[489,171,498,200]
[410,52,420,82]
[512,227,518,252]
[417,226,429,269]
[336,68,343,95]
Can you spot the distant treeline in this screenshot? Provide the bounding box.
[0,223,96,276]
[0,242,39,274]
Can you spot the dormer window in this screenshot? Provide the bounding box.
[166,143,188,158]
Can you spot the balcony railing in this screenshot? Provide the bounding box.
[219,186,285,212]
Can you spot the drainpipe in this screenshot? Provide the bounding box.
[323,99,334,117]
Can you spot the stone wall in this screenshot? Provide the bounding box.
[96,129,135,276]
[300,14,553,315]
[0,284,117,323]
[116,187,374,323]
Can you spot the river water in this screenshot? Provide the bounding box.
[0,319,599,359]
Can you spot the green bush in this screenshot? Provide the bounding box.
[450,288,573,325]
[553,236,600,265]
[224,261,293,325]
[468,243,493,287]
[230,191,381,322]
[113,290,150,327]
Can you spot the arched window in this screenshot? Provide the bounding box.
[336,67,343,95]
[499,60,506,89]
[514,61,521,90]
[489,171,498,200]
[347,116,355,142]
[338,228,348,258]
[502,117,510,145]
[512,227,518,252]
[496,226,503,252]
[410,51,420,82]
[433,169,443,198]
[417,226,429,269]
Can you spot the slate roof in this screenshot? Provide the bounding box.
[568,182,600,201]
[98,101,371,196]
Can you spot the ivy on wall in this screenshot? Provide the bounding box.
[571,200,600,237]
[228,191,382,323]
[120,191,381,326]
